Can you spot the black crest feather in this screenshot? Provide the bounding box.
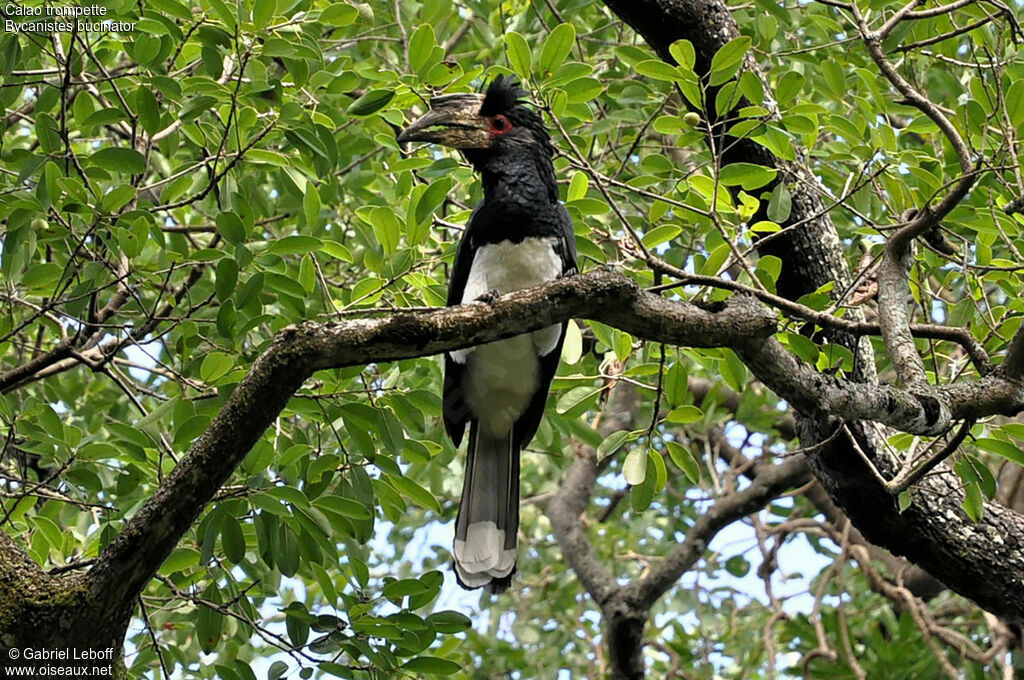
[479,75,529,116]
[476,75,553,158]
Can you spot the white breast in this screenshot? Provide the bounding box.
[461,236,564,302]
[450,237,565,435]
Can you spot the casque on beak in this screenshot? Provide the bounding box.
[397,93,491,149]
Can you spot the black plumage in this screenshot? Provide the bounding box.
[399,76,577,592]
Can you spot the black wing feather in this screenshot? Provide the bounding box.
[511,205,578,450]
[442,212,480,448]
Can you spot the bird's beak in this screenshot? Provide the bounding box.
[397,93,491,149]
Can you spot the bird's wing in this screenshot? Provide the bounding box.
[445,211,478,307]
[557,204,579,275]
[512,206,577,449]
[442,211,481,447]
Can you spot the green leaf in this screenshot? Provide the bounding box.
[669,39,695,70]
[974,437,1024,465]
[160,547,200,575]
[666,440,700,484]
[665,405,702,424]
[539,23,575,74]
[767,182,792,222]
[32,516,63,554]
[649,447,667,493]
[786,332,819,363]
[700,242,730,276]
[635,59,683,82]
[642,224,682,248]
[597,430,632,459]
[315,496,373,520]
[81,108,129,129]
[400,657,460,675]
[369,207,400,255]
[320,2,358,26]
[756,255,782,287]
[35,112,61,153]
[90,147,147,174]
[136,87,161,134]
[266,235,322,255]
[383,578,431,602]
[22,263,62,292]
[556,386,599,415]
[264,486,310,509]
[284,602,310,647]
[630,463,656,511]
[563,77,602,103]
[776,72,805,106]
[102,184,137,213]
[388,474,441,514]
[221,514,246,563]
[215,257,238,302]
[623,447,647,485]
[1008,80,1024,128]
[196,593,225,653]
[962,480,984,521]
[821,59,845,99]
[561,319,583,365]
[200,352,234,383]
[506,31,532,77]
[709,36,751,86]
[718,163,777,190]
[347,89,394,116]
[268,661,288,680]
[720,349,747,392]
[76,442,119,461]
[205,0,236,29]
[427,610,472,634]
[216,212,247,245]
[566,171,588,202]
[664,363,689,407]
[252,0,276,28]
[409,24,437,75]
[414,177,453,225]
[304,183,322,229]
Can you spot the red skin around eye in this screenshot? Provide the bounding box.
[487,114,512,135]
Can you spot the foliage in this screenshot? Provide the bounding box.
[0,0,1021,677]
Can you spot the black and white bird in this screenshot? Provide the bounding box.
[398,76,577,592]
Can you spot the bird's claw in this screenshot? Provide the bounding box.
[476,288,501,306]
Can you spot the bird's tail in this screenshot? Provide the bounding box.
[452,421,519,593]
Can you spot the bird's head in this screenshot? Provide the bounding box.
[397,75,554,161]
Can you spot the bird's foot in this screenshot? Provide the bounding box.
[475,288,501,306]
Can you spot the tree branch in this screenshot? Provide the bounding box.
[629,456,809,610]
[72,266,1024,631]
[82,270,773,623]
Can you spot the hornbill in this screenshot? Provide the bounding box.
[398,76,577,592]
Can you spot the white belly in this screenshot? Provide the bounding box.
[450,237,564,435]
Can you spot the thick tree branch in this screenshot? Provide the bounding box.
[547,442,619,606]
[736,335,1021,436]
[73,267,1024,636]
[84,270,773,625]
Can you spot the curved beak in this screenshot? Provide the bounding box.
[397,93,490,149]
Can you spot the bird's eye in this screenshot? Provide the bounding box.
[488,114,512,134]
